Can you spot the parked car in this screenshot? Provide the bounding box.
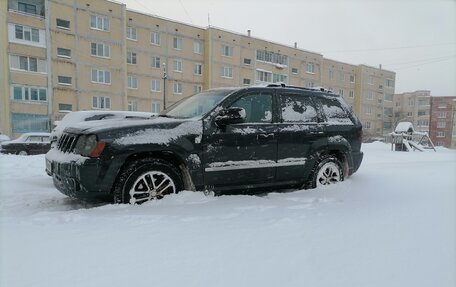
[1,132,51,155]
[46,84,363,203]
[0,132,11,144]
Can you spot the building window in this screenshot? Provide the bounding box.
[244,58,252,65]
[339,89,344,96]
[365,106,372,115]
[127,75,138,89]
[221,45,233,57]
[174,82,182,94]
[364,121,371,129]
[12,113,49,133]
[417,110,427,116]
[329,70,334,80]
[173,36,183,50]
[56,19,70,29]
[339,72,345,81]
[58,76,72,86]
[14,24,40,43]
[90,15,109,31]
[151,56,161,68]
[91,42,110,58]
[349,90,354,98]
[221,66,233,78]
[92,96,111,110]
[256,49,288,65]
[10,55,46,73]
[91,69,111,84]
[306,63,315,74]
[58,103,72,112]
[193,40,203,54]
[386,79,394,88]
[18,2,37,15]
[438,112,447,118]
[126,26,137,40]
[57,48,71,58]
[11,85,47,102]
[194,63,203,75]
[350,75,355,83]
[243,78,251,85]
[151,102,161,113]
[367,91,374,100]
[384,94,393,102]
[417,120,429,127]
[368,75,374,85]
[256,69,272,83]
[173,59,182,72]
[127,51,137,64]
[306,81,314,88]
[407,112,413,117]
[291,68,298,74]
[273,73,288,84]
[151,32,160,45]
[436,131,445,138]
[437,121,446,128]
[193,85,203,94]
[151,79,160,92]
[438,104,447,108]
[128,101,138,111]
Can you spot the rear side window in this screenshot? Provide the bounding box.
[316,97,353,125]
[280,93,318,123]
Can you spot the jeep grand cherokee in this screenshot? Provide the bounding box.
[46,84,363,204]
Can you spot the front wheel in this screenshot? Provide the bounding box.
[17,150,28,156]
[311,156,344,188]
[113,158,183,204]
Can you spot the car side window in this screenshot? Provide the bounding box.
[26,136,41,142]
[316,97,353,125]
[230,93,272,123]
[280,93,318,123]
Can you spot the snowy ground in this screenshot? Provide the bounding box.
[1,142,455,287]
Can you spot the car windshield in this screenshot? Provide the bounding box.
[162,90,233,119]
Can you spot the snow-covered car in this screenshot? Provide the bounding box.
[0,133,51,155]
[0,132,11,144]
[47,84,364,203]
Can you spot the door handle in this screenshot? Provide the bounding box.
[257,133,274,140]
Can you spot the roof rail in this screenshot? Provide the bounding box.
[266,83,333,93]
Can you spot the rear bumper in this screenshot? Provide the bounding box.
[350,151,363,175]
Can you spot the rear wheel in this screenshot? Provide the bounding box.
[113,158,183,204]
[17,150,28,156]
[311,156,344,188]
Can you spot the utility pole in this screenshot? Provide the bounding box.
[162,62,167,110]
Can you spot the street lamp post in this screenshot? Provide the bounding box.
[162,62,167,110]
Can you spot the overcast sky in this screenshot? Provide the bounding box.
[121,0,456,97]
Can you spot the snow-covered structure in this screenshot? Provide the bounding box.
[386,122,435,152]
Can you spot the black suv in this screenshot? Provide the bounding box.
[46,85,363,203]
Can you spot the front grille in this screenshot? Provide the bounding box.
[57,133,78,153]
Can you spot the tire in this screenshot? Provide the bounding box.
[17,150,28,156]
[311,155,344,188]
[113,158,183,204]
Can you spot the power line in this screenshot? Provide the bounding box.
[323,42,456,54]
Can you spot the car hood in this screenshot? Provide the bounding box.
[64,117,203,146]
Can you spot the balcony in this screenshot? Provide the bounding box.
[8,0,45,19]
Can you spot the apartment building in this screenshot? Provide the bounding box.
[393,90,431,133]
[429,96,456,148]
[1,0,395,139]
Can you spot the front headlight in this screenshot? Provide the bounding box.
[74,135,105,157]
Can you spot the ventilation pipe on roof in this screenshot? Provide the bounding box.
[294,42,297,49]
[247,30,251,37]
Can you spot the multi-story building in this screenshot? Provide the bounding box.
[1,0,396,140]
[429,96,456,148]
[393,90,431,133]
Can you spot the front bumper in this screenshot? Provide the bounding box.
[46,148,116,201]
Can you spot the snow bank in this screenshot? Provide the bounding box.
[0,142,455,287]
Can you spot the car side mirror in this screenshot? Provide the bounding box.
[215,107,246,127]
